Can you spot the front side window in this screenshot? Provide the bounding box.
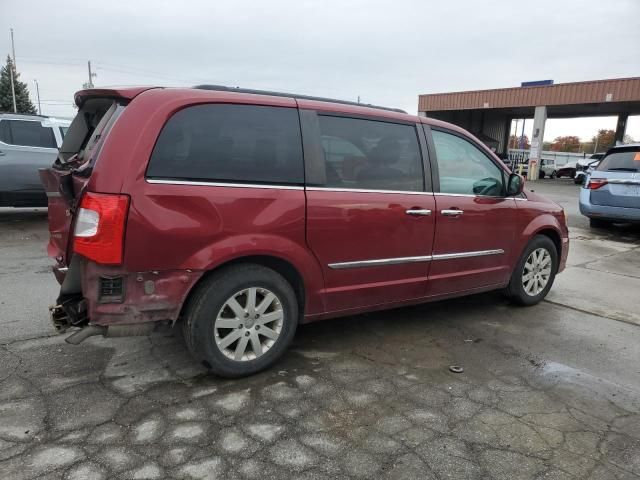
[317,115,423,192]
[147,104,304,185]
[0,119,56,148]
[432,130,504,196]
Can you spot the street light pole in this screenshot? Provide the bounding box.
[33,79,41,115]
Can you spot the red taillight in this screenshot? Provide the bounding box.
[73,192,130,264]
[586,178,608,190]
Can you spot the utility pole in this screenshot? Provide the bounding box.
[33,79,41,115]
[85,60,96,88]
[9,28,17,112]
[10,28,16,69]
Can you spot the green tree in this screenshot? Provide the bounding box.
[0,55,36,114]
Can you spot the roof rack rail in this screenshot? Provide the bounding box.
[192,85,407,114]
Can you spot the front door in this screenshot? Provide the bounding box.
[426,128,518,297]
[304,112,435,313]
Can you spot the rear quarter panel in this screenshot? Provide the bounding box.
[90,89,325,317]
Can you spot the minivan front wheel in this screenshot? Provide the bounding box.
[507,235,558,306]
[183,264,298,377]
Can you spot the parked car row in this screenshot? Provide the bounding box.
[40,86,568,377]
[0,113,71,207]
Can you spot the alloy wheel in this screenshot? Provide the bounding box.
[522,248,552,296]
[214,287,284,361]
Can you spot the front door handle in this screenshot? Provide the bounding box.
[0,150,5,156]
[406,209,432,216]
[441,209,464,217]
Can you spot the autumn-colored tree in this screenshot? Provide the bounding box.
[550,136,581,152]
[509,134,530,149]
[592,129,616,152]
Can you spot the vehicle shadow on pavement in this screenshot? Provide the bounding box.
[1,292,639,479]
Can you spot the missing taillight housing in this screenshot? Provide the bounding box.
[73,192,130,264]
[586,178,608,190]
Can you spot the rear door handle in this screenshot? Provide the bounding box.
[441,209,464,217]
[406,209,432,216]
[0,150,5,156]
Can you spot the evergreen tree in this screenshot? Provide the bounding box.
[0,55,37,114]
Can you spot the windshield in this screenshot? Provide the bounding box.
[597,149,640,172]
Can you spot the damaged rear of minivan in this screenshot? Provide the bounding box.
[40,87,164,343]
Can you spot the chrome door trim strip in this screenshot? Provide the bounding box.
[146,179,304,190]
[328,255,433,269]
[328,249,505,269]
[306,186,434,195]
[432,249,504,261]
[45,191,61,198]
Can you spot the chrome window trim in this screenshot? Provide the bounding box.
[306,186,433,195]
[436,192,527,201]
[435,192,508,199]
[431,249,504,261]
[146,179,304,190]
[328,249,504,269]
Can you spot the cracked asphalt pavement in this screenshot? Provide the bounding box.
[1,180,639,480]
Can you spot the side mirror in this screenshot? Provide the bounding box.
[506,173,524,196]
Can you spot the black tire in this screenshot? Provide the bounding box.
[550,170,557,179]
[183,264,298,378]
[539,171,545,179]
[506,235,558,306]
[589,217,610,229]
[574,176,583,185]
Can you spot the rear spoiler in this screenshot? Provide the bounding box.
[74,87,159,108]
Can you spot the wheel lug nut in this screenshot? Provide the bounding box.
[255,325,260,330]
[245,332,250,337]
[239,324,243,328]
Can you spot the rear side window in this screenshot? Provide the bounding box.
[597,150,640,172]
[0,119,56,148]
[147,104,304,185]
[317,115,423,192]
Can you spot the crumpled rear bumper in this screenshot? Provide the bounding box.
[80,262,204,326]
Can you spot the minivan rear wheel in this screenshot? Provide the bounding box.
[506,235,558,306]
[183,264,298,377]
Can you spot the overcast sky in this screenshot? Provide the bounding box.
[1,0,639,142]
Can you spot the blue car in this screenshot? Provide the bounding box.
[579,144,640,228]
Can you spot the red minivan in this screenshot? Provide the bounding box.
[40,86,568,377]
